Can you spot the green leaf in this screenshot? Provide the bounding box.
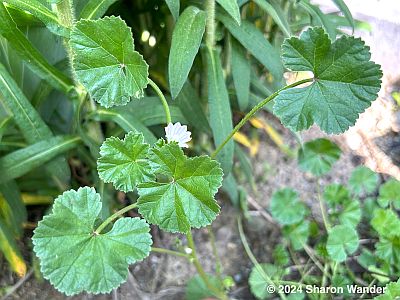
[298,0,336,39]
[283,220,309,250]
[231,38,250,111]
[94,109,157,144]
[378,179,400,209]
[253,0,291,37]
[375,237,400,265]
[175,81,211,132]
[217,11,283,79]
[165,0,180,21]
[326,225,359,262]
[137,143,222,233]
[375,281,400,300]
[249,264,285,299]
[97,131,154,192]
[323,184,350,207]
[216,0,241,25]
[339,200,361,228]
[168,6,206,98]
[0,218,26,276]
[205,48,234,173]
[332,0,354,31]
[0,181,26,237]
[32,187,152,295]
[3,0,68,36]
[349,166,379,196]
[298,138,341,176]
[273,27,382,134]
[80,0,118,20]
[0,4,74,94]
[269,188,307,225]
[272,244,289,266]
[0,135,80,183]
[371,209,400,238]
[70,16,149,107]
[186,274,221,300]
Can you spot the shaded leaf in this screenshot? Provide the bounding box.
[323,184,350,207]
[349,166,379,196]
[186,274,221,300]
[253,0,291,37]
[70,16,149,107]
[231,38,250,111]
[168,6,206,98]
[371,209,400,238]
[327,225,359,262]
[80,0,118,20]
[0,181,26,237]
[249,264,285,299]
[205,48,234,173]
[97,131,154,192]
[165,0,180,21]
[283,220,309,250]
[137,143,222,233]
[32,187,152,295]
[216,0,241,25]
[378,179,400,209]
[339,200,361,228]
[298,138,341,176]
[273,27,382,134]
[269,188,307,225]
[332,0,354,31]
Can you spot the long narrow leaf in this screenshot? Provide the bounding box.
[94,110,157,144]
[0,218,26,276]
[332,0,354,32]
[253,0,291,37]
[231,38,250,111]
[216,0,241,25]
[0,181,26,237]
[0,135,80,183]
[175,82,211,132]
[80,0,118,20]
[0,62,71,184]
[0,3,74,94]
[205,48,234,173]
[165,0,180,21]
[168,6,206,98]
[217,10,283,79]
[3,0,68,36]
[298,0,336,39]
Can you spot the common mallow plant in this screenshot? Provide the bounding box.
[30,15,382,297]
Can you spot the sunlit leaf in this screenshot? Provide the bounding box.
[269,188,308,225]
[137,143,223,233]
[273,27,382,134]
[349,166,379,196]
[70,16,149,107]
[326,225,359,262]
[33,187,152,295]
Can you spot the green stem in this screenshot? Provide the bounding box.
[95,203,137,234]
[186,231,227,300]
[211,78,313,159]
[151,247,189,258]
[238,217,287,300]
[317,179,330,231]
[208,226,223,280]
[205,0,216,48]
[148,78,172,124]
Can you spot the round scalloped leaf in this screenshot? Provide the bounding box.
[326,225,359,262]
[323,184,350,207]
[349,166,379,196]
[298,138,341,176]
[378,179,400,209]
[371,208,400,238]
[32,187,152,295]
[274,27,382,134]
[137,143,223,233]
[70,16,149,107]
[97,131,154,192]
[269,188,308,225]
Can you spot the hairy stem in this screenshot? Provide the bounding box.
[148,78,172,124]
[208,226,223,280]
[151,247,189,258]
[211,78,314,159]
[186,231,227,299]
[205,0,216,48]
[95,203,137,234]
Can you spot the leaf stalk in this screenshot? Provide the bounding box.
[211,78,314,159]
[95,202,138,234]
[148,78,172,124]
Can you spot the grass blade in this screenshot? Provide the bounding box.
[0,135,81,183]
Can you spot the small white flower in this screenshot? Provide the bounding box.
[165,122,191,148]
